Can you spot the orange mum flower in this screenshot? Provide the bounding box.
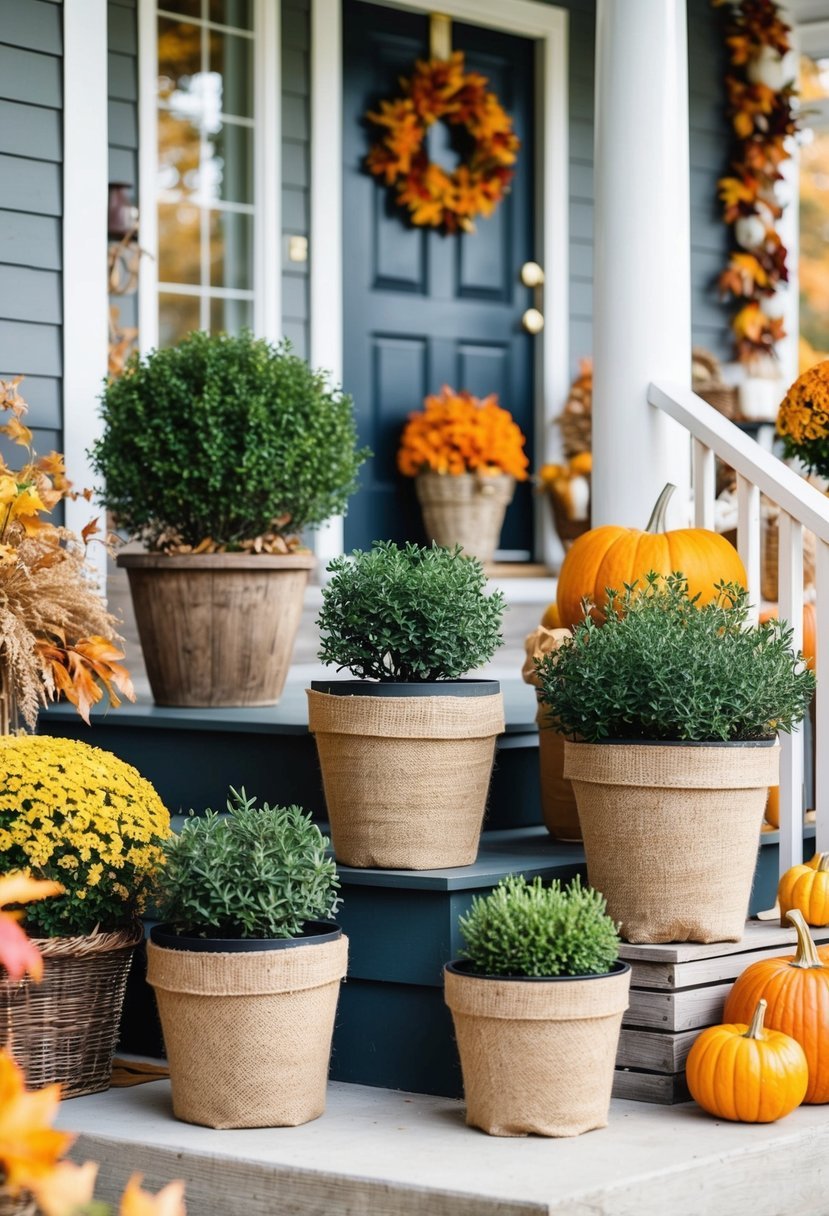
[398,387,529,480]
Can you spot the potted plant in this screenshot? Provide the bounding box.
[397,386,529,563]
[308,540,505,869]
[0,736,170,1098]
[537,574,815,944]
[91,331,368,707]
[147,789,346,1129]
[444,874,629,1137]
[521,623,582,841]
[0,377,134,732]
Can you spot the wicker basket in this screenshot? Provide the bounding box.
[696,385,741,421]
[762,509,817,602]
[0,1192,36,1216]
[0,924,142,1099]
[415,471,515,563]
[545,480,591,549]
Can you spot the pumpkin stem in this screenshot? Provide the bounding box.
[818,853,829,873]
[786,908,825,968]
[645,483,676,534]
[744,998,768,1040]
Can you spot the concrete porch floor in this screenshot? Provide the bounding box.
[58,1078,829,1216]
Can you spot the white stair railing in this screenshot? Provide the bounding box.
[649,381,829,875]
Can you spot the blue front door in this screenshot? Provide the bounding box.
[342,0,537,557]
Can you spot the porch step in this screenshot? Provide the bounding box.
[57,1078,829,1216]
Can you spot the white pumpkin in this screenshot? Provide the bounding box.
[735,214,767,251]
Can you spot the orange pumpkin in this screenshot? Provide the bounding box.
[540,601,562,630]
[778,854,829,926]
[723,909,829,1103]
[686,998,808,1122]
[759,603,816,671]
[555,483,747,627]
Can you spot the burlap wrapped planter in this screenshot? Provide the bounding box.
[563,740,780,945]
[536,706,581,842]
[147,923,348,1129]
[444,960,630,1137]
[308,682,505,869]
[415,471,515,563]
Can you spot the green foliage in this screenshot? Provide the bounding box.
[537,573,816,743]
[92,330,369,548]
[154,788,341,938]
[458,875,620,978]
[317,540,505,681]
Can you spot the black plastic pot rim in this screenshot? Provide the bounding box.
[444,959,631,984]
[310,679,500,698]
[149,920,341,954]
[564,737,777,748]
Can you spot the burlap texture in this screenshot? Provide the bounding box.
[147,934,347,1128]
[307,690,504,869]
[445,963,630,1137]
[521,627,581,841]
[564,742,780,944]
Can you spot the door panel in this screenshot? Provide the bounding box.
[343,0,536,556]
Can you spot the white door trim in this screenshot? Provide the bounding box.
[63,0,110,588]
[310,0,570,566]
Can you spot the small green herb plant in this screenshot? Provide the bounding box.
[317,540,505,681]
[537,573,815,743]
[154,788,340,938]
[92,330,369,549]
[458,874,620,978]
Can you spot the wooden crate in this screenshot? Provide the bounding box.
[613,920,829,1104]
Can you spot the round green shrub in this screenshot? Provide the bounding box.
[317,540,505,681]
[458,874,620,978]
[154,788,341,938]
[92,331,369,548]
[537,573,816,743]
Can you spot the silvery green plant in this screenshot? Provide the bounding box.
[458,874,620,978]
[154,788,340,938]
[317,540,505,681]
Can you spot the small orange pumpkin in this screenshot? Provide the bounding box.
[723,909,829,1103]
[759,603,816,671]
[555,483,747,627]
[540,601,562,630]
[686,998,808,1122]
[779,854,829,926]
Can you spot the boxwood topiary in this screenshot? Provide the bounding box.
[317,540,505,681]
[537,572,816,743]
[458,874,620,978]
[154,788,341,938]
[91,330,369,549]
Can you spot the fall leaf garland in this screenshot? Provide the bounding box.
[714,0,799,363]
[365,50,520,233]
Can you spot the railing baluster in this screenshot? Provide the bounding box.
[778,511,804,874]
[692,438,715,529]
[816,542,829,854]
[736,474,761,623]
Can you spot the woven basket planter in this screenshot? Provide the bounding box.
[564,741,779,944]
[0,924,142,1099]
[444,960,630,1137]
[415,472,515,563]
[0,1191,36,1216]
[544,481,591,550]
[308,681,505,869]
[147,924,348,1129]
[118,551,315,707]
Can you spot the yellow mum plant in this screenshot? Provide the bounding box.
[777,361,829,479]
[0,737,170,938]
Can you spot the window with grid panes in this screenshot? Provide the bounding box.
[156,1,255,346]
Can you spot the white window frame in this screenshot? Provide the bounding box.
[138,0,281,354]
[310,0,569,565]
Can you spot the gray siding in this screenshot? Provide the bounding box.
[0,0,63,455]
[108,0,139,337]
[282,0,310,359]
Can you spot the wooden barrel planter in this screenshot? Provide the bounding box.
[118,551,315,707]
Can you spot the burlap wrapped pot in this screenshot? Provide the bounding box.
[445,960,630,1137]
[522,627,581,841]
[146,928,348,1128]
[415,471,515,563]
[307,684,505,869]
[564,741,780,944]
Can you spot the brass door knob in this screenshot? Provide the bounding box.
[521,307,545,335]
[520,261,545,287]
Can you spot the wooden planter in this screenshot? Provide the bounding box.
[118,551,315,707]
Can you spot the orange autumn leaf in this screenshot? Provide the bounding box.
[0,416,32,448]
[0,873,64,982]
[0,1053,72,1193]
[120,1174,186,1216]
[81,517,101,545]
[30,1160,99,1216]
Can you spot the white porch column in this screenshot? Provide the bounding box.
[592,0,692,528]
